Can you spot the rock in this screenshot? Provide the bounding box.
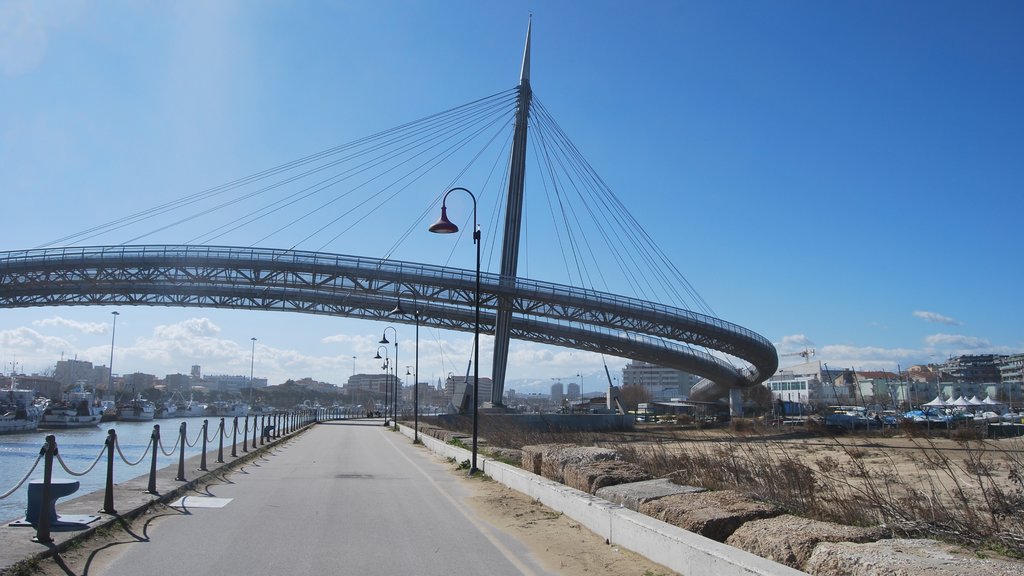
[563,460,652,494]
[540,446,620,482]
[726,514,886,569]
[521,444,566,475]
[596,478,707,511]
[639,490,781,542]
[805,538,1022,576]
[521,444,620,482]
[486,447,522,465]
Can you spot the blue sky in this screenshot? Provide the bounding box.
[1,1,1021,393]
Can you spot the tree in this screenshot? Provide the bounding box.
[742,383,774,415]
[618,384,650,412]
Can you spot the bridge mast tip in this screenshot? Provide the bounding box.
[520,16,532,84]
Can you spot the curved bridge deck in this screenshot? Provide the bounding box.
[0,245,777,391]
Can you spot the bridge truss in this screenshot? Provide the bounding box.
[0,245,777,396]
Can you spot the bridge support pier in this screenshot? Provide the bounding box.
[729,388,744,418]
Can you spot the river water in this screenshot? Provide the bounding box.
[0,417,232,524]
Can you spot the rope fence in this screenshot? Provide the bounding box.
[0,406,349,543]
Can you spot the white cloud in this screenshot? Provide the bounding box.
[777,334,813,352]
[923,333,990,350]
[32,316,107,335]
[0,0,86,76]
[913,310,961,326]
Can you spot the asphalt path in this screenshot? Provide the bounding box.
[92,420,556,576]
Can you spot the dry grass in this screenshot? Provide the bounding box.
[459,416,1024,557]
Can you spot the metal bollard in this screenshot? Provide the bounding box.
[33,435,57,543]
[175,422,187,481]
[231,417,238,458]
[101,429,117,514]
[251,414,258,448]
[259,415,265,446]
[242,416,249,453]
[217,418,225,463]
[146,425,160,495]
[199,419,208,471]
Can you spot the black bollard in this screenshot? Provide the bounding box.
[175,422,187,481]
[242,416,249,453]
[33,435,56,543]
[251,413,258,448]
[217,418,225,463]
[259,415,266,446]
[146,425,160,495]
[199,419,209,471]
[231,417,238,458]
[101,429,117,514]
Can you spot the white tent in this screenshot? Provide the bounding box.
[923,395,948,407]
[982,395,1003,406]
[968,395,984,405]
[952,396,973,407]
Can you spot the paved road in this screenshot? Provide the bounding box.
[93,420,556,576]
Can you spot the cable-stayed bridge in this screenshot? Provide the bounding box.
[0,23,777,404]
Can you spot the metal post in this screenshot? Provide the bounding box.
[252,414,258,447]
[146,425,160,494]
[260,415,266,445]
[231,417,238,458]
[217,418,225,463]
[199,419,209,471]
[101,429,117,514]
[414,311,420,443]
[175,422,187,481]
[33,435,56,543]
[242,416,249,453]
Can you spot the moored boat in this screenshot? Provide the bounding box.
[0,382,42,435]
[117,396,156,422]
[39,389,103,429]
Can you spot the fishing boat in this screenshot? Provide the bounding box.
[0,379,42,435]
[117,396,156,422]
[207,400,250,417]
[39,389,103,429]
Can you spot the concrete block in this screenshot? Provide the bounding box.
[640,490,782,542]
[726,514,886,569]
[805,538,1021,576]
[563,460,652,494]
[596,478,707,511]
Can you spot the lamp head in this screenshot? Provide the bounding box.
[428,205,459,234]
[379,335,389,345]
[374,351,382,360]
[389,301,407,316]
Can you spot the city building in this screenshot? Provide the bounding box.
[941,355,1004,384]
[621,361,700,401]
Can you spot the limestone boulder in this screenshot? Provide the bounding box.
[485,447,522,465]
[521,444,620,482]
[596,478,707,511]
[726,514,886,569]
[562,460,652,494]
[521,443,568,475]
[639,490,781,542]
[805,538,1022,576]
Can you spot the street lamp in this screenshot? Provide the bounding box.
[374,345,390,425]
[249,338,257,405]
[429,186,481,474]
[108,311,120,394]
[380,326,399,428]
[390,299,422,443]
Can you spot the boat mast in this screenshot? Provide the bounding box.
[490,18,533,405]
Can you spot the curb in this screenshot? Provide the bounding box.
[399,424,808,576]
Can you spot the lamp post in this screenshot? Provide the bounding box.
[380,326,399,428]
[375,345,390,425]
[429,186,481,474]
[389,300,421,443]
[249,338,257,405]
[108,311,120,395]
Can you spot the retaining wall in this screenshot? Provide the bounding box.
[400,425,807,576]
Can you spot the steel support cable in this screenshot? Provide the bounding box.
[531,105,653,300]
[371,111,516,261]
[310,109,513,253]
[38,89,517,249]
[531,117,601,293]
[532,131,584,289]
[482,138,514,273]
[158,434,180,457]
[116,437,153,466]
[0,453,43,500]
[55,444,107,477]
[531,113,638,297]
[195,94,518,247]
[534,99,718,319]
[66,92,518,247]
[204,98,514,248]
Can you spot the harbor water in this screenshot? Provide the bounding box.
[0,417,222,524]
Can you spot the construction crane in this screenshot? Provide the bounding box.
[781,348,816,361]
